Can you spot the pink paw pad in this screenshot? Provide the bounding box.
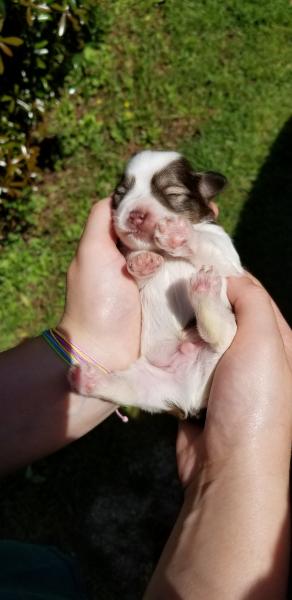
[68,363,100,396]
[127,251,164,278]
[154,216,192,253]
[190,266,222,297]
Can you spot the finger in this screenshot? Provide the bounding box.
[176,421,202,454]
[238,272,292,367]
[227,276,280,338]
[270,300,292,348]
[77,198,118,255]
[244,272,292,345]
[176,421,204,488]
[269,299,292,371]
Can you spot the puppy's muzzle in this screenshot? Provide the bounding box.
[128,209,147,228]
[127,209,156,235]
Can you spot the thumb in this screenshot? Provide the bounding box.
[227,276,280,339]
[77,198,119,260]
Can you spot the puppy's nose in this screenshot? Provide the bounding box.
[128,209,147,228]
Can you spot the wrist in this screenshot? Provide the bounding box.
[56,317,133,371]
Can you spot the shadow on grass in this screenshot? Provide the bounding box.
[0,412,181,600]
[234,116,292,324]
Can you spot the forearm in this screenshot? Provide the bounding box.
[0,337,115,475]
[145,447,290,600]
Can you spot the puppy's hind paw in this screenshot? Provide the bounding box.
[68,363,101,396]
[190,266,222,298]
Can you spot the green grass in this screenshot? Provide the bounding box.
[1,0,292,350]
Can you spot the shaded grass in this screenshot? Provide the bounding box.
[0,412,181,600]
[235,116,292,323]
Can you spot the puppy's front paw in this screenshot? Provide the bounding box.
[127,251,164,279]
[154,216,192,256]
[68,363,103,396]
[190,266,222,299]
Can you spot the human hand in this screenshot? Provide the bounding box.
[146,275,292,600]
[176,275,292,489]
[58,198,141,371]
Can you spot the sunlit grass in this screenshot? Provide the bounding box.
[1,0,291,349]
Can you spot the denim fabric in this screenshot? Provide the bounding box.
[0,540,88,599]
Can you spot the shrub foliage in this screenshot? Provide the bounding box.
[0,0,103,236]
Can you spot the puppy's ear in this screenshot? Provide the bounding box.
[194,171,227,201]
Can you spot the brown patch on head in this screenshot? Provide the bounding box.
[151,157,226,223]
[112,174,135,209]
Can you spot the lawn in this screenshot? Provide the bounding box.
[1,1,292,598]
[1,0,292,350]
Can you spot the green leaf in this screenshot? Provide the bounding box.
[35,39,48,49]
[26,6,33,26]
[8,98,15,113]
[36,57,46,69]
[1,37,24,46]
[0,42,13,57]
[51,3,64,11]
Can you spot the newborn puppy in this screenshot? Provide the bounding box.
[70,150,243,417]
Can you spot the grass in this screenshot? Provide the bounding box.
[1,0,292,349]
[1,3,292,597]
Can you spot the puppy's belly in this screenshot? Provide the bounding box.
[140,258,197,357]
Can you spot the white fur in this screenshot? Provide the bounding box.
[73,151,243,417]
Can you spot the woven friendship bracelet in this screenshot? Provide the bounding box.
[42,329,73,365]
[53,328,109,372]
[41,328,128,423]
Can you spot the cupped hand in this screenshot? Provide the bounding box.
[58,198,141,371]
[177,275,292,489]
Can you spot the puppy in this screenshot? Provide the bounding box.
[70,150,243,417]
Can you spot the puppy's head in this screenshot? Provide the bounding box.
[113,150,226,251]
